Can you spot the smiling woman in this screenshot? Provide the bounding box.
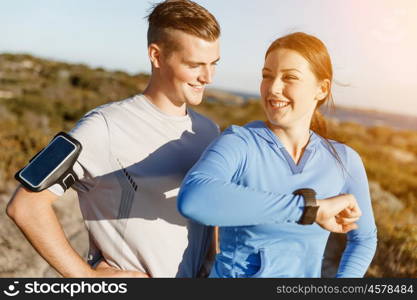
[260,32,341,166]
[261,49,328,139]
[178,32,377,278]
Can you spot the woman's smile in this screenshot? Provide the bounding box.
[268,99,291,109]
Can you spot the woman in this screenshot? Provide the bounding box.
[178,32,377,278]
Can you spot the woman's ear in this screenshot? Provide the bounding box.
[148,43,162,69]
[316,79,330,101]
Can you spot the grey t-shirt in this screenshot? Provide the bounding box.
[50,95,219,277]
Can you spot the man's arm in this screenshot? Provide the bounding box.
[6,186,149,278]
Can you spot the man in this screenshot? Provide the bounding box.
[7,0,221,278]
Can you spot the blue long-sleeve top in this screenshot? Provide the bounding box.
[178,121,377,278]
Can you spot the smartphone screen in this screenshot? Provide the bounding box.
[20,136,77,188]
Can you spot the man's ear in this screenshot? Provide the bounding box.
[316,79,330,101]
[148,43,162,69]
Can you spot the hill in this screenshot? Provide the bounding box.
[1,53,416,277]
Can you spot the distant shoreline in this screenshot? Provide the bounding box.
[321,106,417,131]
[212,88,417,131]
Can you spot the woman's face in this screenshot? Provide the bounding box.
[260,48,326,129]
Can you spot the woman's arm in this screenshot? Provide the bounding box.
[178,127,305,226]
[336,146,378,278]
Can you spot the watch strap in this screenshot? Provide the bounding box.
[293,188,318,225]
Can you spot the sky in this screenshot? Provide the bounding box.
[1,0,417,116]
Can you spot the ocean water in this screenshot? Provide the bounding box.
[230,90,417,131]
[322,107,417,131]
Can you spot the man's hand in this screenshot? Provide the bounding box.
[316,194,362,233]
[7,186,151,278]
[91,260,151,278]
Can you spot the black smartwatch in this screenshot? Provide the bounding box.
[293,188,319,225]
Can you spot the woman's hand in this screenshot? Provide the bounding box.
[316,194,362,233]
[89,260,151,278]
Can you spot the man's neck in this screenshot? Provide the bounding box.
[143,84,187,117]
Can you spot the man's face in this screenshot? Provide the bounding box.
[156,30,220,106]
